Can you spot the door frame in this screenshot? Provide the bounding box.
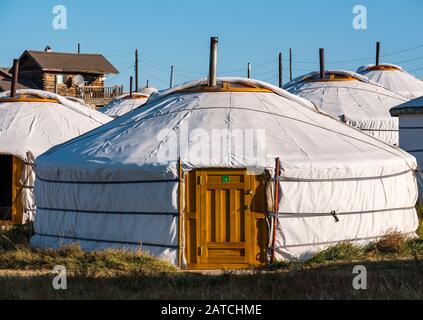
[184,168,268,270]
[0,155,23,226]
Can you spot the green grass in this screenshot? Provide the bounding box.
[416,204,423,238]
[0,211,422,299]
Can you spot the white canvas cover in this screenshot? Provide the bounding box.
[391,97,423,201]
[99,86,158,118]
[284,70,407,146]
[0,89,111,223]
[358,64,423,99]
[31,78,419,264]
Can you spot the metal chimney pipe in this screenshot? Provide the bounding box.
[319,48,325,80]
[135,49,139,92]
[278,53,283,88]
[289,48,293,81]
[170,66,175,88]
[129,76,133,97]
[247,62,251,79]
[376,42,380,66]
[208,37,218,87]
[11,59,20,98]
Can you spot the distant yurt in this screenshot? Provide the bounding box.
[391,96,423,200]
[99,86,158,118]
[357,42,423,99]
[357,64,423,100]
[0,89,111,226]
[284,70,407,146]
[31,77,419,267]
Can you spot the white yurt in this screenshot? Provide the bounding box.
[391,96,423,201]
[0,89,111,225]
[31,77,419,268]
[357,64,423,100]
[284,70,407,146]
[99,86,158,118]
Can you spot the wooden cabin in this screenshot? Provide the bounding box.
[11,50,123,107]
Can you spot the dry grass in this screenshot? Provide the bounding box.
[0,212,422,299]
[0,259,422,299]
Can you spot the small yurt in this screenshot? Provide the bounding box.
[284,70,407,146]
[357,64,423,100]
[391,96,423,200]
[31,39,419,269]
[0,89,111,226]
[99,86,158,118]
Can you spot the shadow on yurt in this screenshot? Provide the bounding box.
[284,49,407,146]
[0,60,111,226]
[99,84,158,118]
[31,38,419,270]
[357,42,423,100]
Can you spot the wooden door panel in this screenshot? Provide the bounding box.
[185,169,268,269]
[200,170,249,265]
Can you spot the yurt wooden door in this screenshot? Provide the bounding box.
[0,155,23,226]
[185,169,268,269]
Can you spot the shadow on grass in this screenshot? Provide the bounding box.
[1,258,423,300]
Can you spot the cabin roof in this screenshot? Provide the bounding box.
[16,50,119,75]
[0,78,29,91]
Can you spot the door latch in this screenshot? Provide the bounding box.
[331,210,339,223]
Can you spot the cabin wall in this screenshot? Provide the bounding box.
[43,72,104,97]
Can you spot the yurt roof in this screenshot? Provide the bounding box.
[35,77,416,184]
[284,70,407,121]
[99,92,151,118]
[391,95,423,116]
[0,89,111,160]
[138,86,158,97]
[357,63,423,99]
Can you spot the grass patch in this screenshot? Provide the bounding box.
[0,244,176,276]
[308,242,365,264]
[0,208,422,299]
[1,259,423,299]
[416,204,423,238]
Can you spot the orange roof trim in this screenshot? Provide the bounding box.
[303,73,358,83]
[365,65,401,72]
[178,81,273,93]
[0,95,59,104]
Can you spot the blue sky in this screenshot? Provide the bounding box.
[1,0,423,90]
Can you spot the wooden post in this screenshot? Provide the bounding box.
[77,43,81,54]
[247,62,251,79]
[271,157,281,263]
[170,66,175,88]
[129,76,133,97]
[135,49,139,92]
[54,74,57,94]
[278,53,283,88]
[319,48,325,80]
[10,59,20,98]
[376,42,380,66]
[289,48,293,81]
[178,157,184,268]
